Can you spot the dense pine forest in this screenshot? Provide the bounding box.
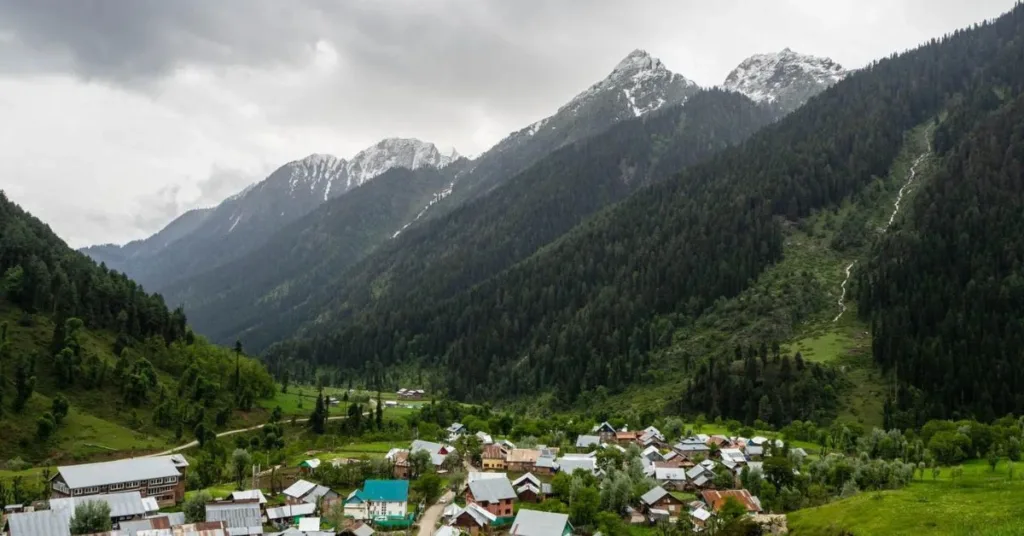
[159,163,467,348]
[858,90,1024,427]
[265,5,1024,421]
[259,89,777,352]
[0,192,275,461]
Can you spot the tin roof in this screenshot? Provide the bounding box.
[57,457,181,489]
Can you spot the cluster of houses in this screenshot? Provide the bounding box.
[396,389,426,400]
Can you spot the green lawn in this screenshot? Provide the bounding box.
[788,460,1024,535]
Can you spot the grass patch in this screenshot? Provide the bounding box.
[789,460,1024,535]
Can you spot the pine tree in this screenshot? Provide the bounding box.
[375,391,384,430]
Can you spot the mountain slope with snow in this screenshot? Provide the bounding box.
[723,48,847,112]
[81,138,457,292]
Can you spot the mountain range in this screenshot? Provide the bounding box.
[82,47,845,302]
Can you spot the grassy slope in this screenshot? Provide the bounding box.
[0,299,273,464]
[600,124,938,430]
[788,459,1024,535]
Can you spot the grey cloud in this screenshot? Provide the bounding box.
[195,167,259,207]
[0,0,325,81]
[130,183,183,232]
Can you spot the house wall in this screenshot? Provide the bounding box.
[368,500,407,518]
[476,498,514,517]
[345,503,368,521]
[453,513,484,535]
[652,497,683,515]
[51,473,185,507]
[482,458,506,470]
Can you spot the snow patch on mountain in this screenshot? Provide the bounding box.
[560,49,697,117]
[723,48,846,110]
[392,181,456,239]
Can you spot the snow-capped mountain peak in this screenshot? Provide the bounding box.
[346,138,458,189]
[723,48,847,111]
[555,49,698,121]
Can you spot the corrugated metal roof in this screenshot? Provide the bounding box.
[265,503,316,520]
[205,502,262,535]
[58,457,181,489]
[509,510,570,536]
[51,491,148,519]
[468,477,516,502]
[282,480,316,499]
[640,486,669,505]
[6,509,71,536]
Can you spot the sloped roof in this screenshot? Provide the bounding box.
[482,444,505,460]
[298,518,321,532]
[266,503,316,520]
[535,457,558,469]
[455,503,497,526]
[57,456,181,489]
[5,510,70,536]
[512,473,541,488]
[575,435,601,448]
[283,480,317,499]
[50,491,148,520]
[691,508,712,522]
[468,472,508,483]
[508,449,540,463]
[556,456,597,475]
[701,489,761,513]
[468,477,517,502]
[591,422,616,433]
[205,502,263,535]
[231,490,268,505]
[640,486,670,506]
[350,523,375,536]
[510,510,570,536]
[654,467,687,481]
[361,480,409,502]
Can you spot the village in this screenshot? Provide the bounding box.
[1,418,791,536]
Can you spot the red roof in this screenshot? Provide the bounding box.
[483,444,505,459]
[701,489,761,513]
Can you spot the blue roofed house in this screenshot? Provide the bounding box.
[345,480,409,521]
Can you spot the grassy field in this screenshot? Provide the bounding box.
[788,460,1024,535]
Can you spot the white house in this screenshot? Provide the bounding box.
[344,480,409,520]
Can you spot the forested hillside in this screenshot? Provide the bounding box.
[226,90,775,352]
[0,192,275,462]
[857,89,1024,427]
[267,6,1024,409]
[159,163,467,347]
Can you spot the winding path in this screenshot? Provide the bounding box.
[833,130,932,322]
[147,415,353,457]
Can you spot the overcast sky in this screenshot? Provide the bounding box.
[0,0,1016,248]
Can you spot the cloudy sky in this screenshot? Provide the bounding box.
[0,0,1015,248]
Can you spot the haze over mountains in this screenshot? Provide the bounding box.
[81,47,847,325]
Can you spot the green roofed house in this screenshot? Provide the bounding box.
[344,480,409,521]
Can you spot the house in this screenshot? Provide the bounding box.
[385,449,411,479]
[451,503,497,535]
[791,447,809,461]
[433,527,460,536]
[482,444,507,471]
[654,468,688,491]
[615,431,640,445]
[686,462,716,490]
[205,500,263,536]
[50,455,189,507]
[719,448,747,467]
[640,486,685,518]
[534,456,559,476]
[673,440,711,459]
[466,477,517,517]
[468,472,508,483]
[231,490,269,507]
[708,435,734,448]
[506,449,541,473]
[344,480,409,521]
[283,480,339,505]
[50,491,149,529]
[384,400,399,408]
[411,440,453,469]
[509,510,573,536]
[512,474,550,503]
[556,456,598,476]
[267,503,318,527]
[447,423,466,437]
[642,426,666,443]
[339,522,375,536]
[299,459,322,473]
[701,489,762,514]
[4,509,69,536]
[475,431,494,445]
[744,444,764,460]
[574,435,601,450]
[641,446,664,462]
[298,517,322,532]
[689,507,713,530]
[590,422,617,442]
[496,439,517,451]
